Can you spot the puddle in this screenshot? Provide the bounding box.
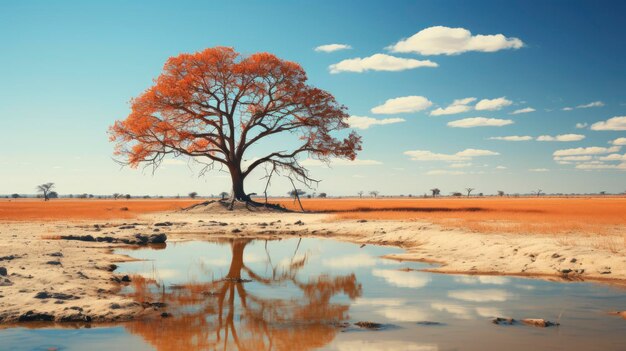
[2,237,626,350]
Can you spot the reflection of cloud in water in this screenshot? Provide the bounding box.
[431,302,473,319]
[377,307,431,322]
[353,297,405,307]
[136,269,180,280]
[448,289,511,302]
[515,284,535,290]
[454,275,510,285]
[475,307,504,318]
[334,340,438,351]
[372,269,430,288]
[323,253,377,268]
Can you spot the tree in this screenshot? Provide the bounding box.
[451,192,463,197]
[125,194,131,200]
[533,189,543,197]
[430,188,440,197]
[465,188,475,197]
[318,192,327,198]
[10,193,20,199]
[48,191,59,199]
[369,190,379,198]
[188,192,198,199]
[36,182,55,201]
[357,191,364,198]
[219,191,229,200]
[109,47,361,203]
[497,190,505,197]
[113,193,121,200]
[288,189,306,199]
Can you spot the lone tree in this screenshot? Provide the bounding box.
[497,190,505,197]
[188,191,198,199]
[369,190,379,198]
[110,47,361,203]
[357,191,364,198]
[219,191,229,200]
[465,187,475,197]
[430,188,440,197]
[36,183,55,201]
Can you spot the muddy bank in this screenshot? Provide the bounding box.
[1,208,625,324]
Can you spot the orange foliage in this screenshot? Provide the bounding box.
[274,197,626,235]
[0,199,200,221]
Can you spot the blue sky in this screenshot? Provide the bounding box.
[1,0,625,196]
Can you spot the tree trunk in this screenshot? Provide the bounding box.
[229,166,249,202]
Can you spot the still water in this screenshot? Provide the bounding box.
[2,237,626,350]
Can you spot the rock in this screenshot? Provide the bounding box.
[18,311,54,322]
[59,313,92,322]
[48,252,63,257]
[294,220,304,225]
[154,222,173,227]
[416,321,444,326]
[598,266,611,274]
[492,317,515,325]
[160,312,171,318]
[521,318,559,327]
[551,253,561,258]
[118,225,135,229]
[35,292,79,300]
[355,321,383,329]
[357,219,368,223]
[570,258,577,263]
[60,235,95,242]
[0,277,12,286]
[121,275,131,282]
[110,303,122,309]
[232,228,242,233]
[46,260,62,265]
[0,255,19,261]
[608,311,626,319]
[561,269,573,274]
[142,302,167,309]
[0,267,7,276]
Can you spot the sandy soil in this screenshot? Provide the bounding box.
[1,202,625,324]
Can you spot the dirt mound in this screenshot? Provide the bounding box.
[183,200,289,213]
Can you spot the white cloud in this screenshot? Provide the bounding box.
[449,162,472,168]
[314,43,351,52]
[376,307,431,322]
[430,97,476,116]
[431,302,473,319]
[346,115,405,129]
[489,135,532,141]
[495,165,507,169]
[353,298,405,307]
[590,116,626,131]
[371,96,433,114]
[300,158,382,166]
[448,289,511,302]
[562,107,574,111]
[425,169,465,175]
[575,162,626,170]
[553,146,621,156]
[576,122,588,129]
[404,148,498,162]
[388,26,523,55]
[529,168,549,172]
[577,101,605,109]
[448,117,513,128]
[510,107,535,114]
[611,137,626,146]
[598,154,626,161]
[553,155,593,161]
[536,134,585,142]
[456,149,499,157]
[476,307,505,318]
[475,97,513,111]
[372,269,430,288]
[329,53,437,73]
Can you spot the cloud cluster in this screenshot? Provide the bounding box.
[536,134,585,142]
[314,44,351,52]
[562,101,605,111]
[475,97,513,111]
[404,148,499,162]
[448,117,513,128]
[430,97,476,116]
[510,107,535,115]
[552,145,626,170]
[346,115,405,129]
[329,53,437,73]
[590,116,626,131]
[388,26,523,55]
[489,135,532,141]
[371,96,433,114]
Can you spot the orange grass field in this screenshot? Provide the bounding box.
[0,199,199,221]
[274,197,626,235]
[1,197,626,236]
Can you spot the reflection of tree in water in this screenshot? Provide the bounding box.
[125,239,362,350]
